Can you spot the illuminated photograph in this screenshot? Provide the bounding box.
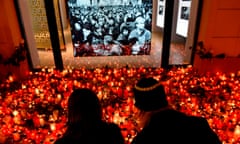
[67,0,153,57]
[180,6,190,20]
[158,5,164,15]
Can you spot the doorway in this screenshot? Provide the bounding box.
[16,0,200,69]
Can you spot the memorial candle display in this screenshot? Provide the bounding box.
[0,66,239,144]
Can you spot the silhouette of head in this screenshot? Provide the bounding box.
[67,88,102,126]
[133,77,168,111]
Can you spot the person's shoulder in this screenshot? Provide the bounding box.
[54,137,69,144]
[188,115,209,125]
[101,121,121,131]
[101,121,125,144]
[171,112,209,127]
[187,115,222,143]
[153,109,187,119]
[151,109,206,126]
[187,115,216,133]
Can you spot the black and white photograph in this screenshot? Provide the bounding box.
[67,0,152,57]
[158,5,164,15]
[156,0,165,28]
[176,0,191,37]
[180,6,190,20]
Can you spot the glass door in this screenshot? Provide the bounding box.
[18,0,163,69]
[17,0,201,69]
[55,0,161,69]
[17,0,65,69]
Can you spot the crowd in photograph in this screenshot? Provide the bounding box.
[0,66,240,143]
[68,2,152,56]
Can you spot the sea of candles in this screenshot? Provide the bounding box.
[0,66,240,144]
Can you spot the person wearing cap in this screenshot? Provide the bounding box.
[131,77,222,144]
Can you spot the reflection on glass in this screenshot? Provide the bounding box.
[35,0,162,69]
[27,0,65,67]
[28,0,52,49]
[28,0,65,50]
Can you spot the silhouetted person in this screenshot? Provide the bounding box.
[54,88,124,144]
[131,77,222,144]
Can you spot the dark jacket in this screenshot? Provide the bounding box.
[54,122,124,144]
[131,109,222,144]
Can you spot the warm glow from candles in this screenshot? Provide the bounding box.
[8,76,14,82]
[0,67,240,143]
[12,110,19,116]
[39,117,45,127]
[50,123,56,131]
[234,125,240,137]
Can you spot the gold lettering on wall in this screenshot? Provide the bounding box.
[29,0,65,50]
